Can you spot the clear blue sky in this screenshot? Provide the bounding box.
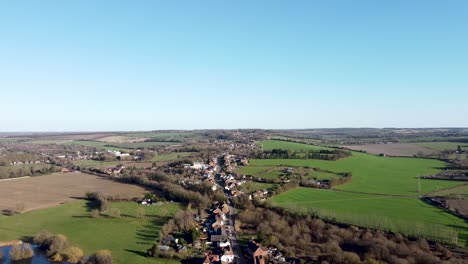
[0,0,467,131]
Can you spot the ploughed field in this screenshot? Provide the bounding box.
[249,140,468,245]
[344,143,437,157]
[0,172,148,212]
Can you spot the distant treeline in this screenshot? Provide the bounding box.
[0,164,61,179]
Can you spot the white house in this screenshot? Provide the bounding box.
[221,250,235,263]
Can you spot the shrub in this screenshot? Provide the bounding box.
[63,246,84,263]
[108,208,121,218]
[88,249,113,264]
[47,234,68,257]
[14,203,25,214]
[91,209,100,218]
[34,230,54,249]
[10,243,34,261]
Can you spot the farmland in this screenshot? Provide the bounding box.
[0,172,148,212]
[151,152,196,162]
[271,188,466,245]
[252,152,460,196]
[244,140,468,245]
[416,142,468,151]
[0,201,180,264]
[27,139,172,151]
[344,143,437,157]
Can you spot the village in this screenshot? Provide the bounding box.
[149,154,287,264]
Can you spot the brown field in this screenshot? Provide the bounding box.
[446,199,468,217]
[0,173,148,212]
[96,135,149,143]
[344,143,438,157]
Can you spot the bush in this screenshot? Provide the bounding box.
[10,243,34,261]
[88,249,113,264]
[47,234,68,257]
[91,209,100,218]
[63,246,84,263]
[108,208,121,218]
[33,230,54,249]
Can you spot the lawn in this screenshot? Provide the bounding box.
[0,201,181,264]
[272,188,467,245]
[251,152,462,196]
[416,142,468,151]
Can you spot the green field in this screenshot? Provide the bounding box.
[72,160,121,168]
[151,152,195,162]
[272,188,467,245]
[237,166,283,179]
[0,201,180,264]
[238,165,339,181]
[257,140,331,151]
[251,152,461,196]
[416,142,468,151]
[240,182,276,193]
[250,140,468,245]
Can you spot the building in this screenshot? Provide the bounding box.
[247,241,268,264]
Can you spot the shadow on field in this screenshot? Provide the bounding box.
[124,249,147,257]
[70,197,100,212]
[135,217,170,245]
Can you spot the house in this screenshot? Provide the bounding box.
[221,203,230,214]
[191,161,205,170]
[220,249,235,263]
[247,241,268,264]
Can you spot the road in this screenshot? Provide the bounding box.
[216,158,247,264]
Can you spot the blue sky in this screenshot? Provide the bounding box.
[0,0,467,131]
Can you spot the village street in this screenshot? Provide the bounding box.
[216,158,247,264]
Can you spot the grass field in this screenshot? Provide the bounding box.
[416,142,468,151]
[257,140,331,151]
[151,152,195,162]
[0,201,181,264]
[250,140,468,245]
[73,160,121,168]
[237,166,283,179]
[272,188,467,245]
[240,182,276,193]
[251,152,461,196]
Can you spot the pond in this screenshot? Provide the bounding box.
[0,245,51,264]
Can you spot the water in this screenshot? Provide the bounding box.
[0,245,51,264]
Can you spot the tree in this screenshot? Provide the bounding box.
[457,145,462,153]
